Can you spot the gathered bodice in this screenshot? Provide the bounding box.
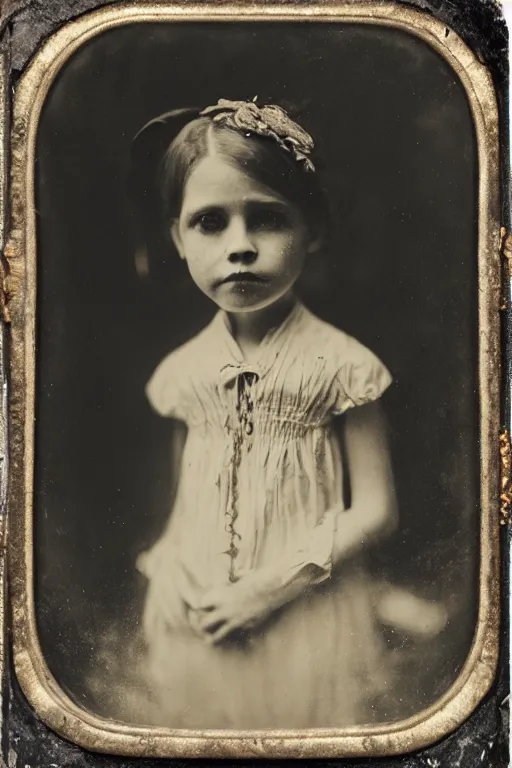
[147,302,390,430]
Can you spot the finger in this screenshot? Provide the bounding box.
[207,620,238,645]
[188,610,206,637]
[196,598,218,611]
[198,610,226,633]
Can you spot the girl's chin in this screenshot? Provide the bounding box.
[208,283,296,314]
[214,296,286,314]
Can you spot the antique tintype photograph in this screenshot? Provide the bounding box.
[5,1,502,760]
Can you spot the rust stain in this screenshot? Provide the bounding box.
[499,430,512,525]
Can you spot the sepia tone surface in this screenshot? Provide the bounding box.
[6,1,501,759]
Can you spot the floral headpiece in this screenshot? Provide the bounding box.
[200,98,315,172]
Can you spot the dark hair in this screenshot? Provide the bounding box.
[158,117,328,242]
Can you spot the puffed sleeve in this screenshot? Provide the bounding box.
[145,351,187,421]
[333,336,392,415]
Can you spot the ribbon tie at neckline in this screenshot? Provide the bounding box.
[220,363,261,389]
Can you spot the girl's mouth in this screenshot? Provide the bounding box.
[220,272,268,285]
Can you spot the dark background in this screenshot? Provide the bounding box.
[34,21,479,720]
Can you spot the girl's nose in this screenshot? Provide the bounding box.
[228,248,257,265]
[226,220,258,265]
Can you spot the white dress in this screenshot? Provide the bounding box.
[139,301,393,729]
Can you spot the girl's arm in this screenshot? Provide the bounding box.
[331,400,397,565]
[168,419,188,511]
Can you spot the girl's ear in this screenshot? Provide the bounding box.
[170,220,186,260]
[306,220,326,255]
[307,234,322,255]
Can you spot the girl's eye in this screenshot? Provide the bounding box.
[249,209,290,232]
[194,212,227,234]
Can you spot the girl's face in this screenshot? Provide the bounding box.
[171,155,317,313]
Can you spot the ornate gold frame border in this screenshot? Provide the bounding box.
[0,39,10,761]
[6,1,501,759]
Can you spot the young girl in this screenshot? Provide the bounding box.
[134,98,399,729]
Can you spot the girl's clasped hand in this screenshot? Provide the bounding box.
[180,560,325,644]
